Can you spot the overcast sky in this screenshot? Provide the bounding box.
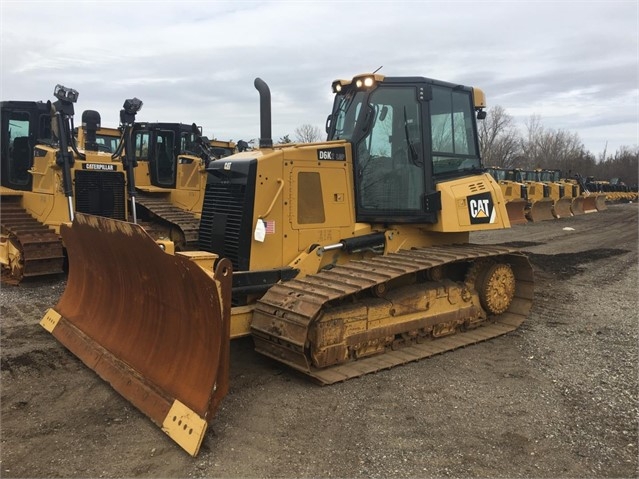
[1,1,637,157]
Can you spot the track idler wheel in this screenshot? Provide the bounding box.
[475,263,516,315]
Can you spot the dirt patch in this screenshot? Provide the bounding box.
[1,203,637,478]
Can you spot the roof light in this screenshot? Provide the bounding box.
[54,84,79,103]
[352,75,377,90]
[331,79,350,93]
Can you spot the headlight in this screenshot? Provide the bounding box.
[331,79,350,93]
[353,75,375,89]
[123,98,143,115]
[54,84,79,103]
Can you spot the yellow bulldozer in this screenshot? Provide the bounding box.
[76,122,122,153]
[484,167,528,225]
[590,179,639,203]
[485,168,556,223]
[77,119,236,250]
[567,174,603,213]
[557,176,586,215]
[529,169,574,218]
[41,74,534,456]
[127,122,229,250]
[516,170,556,221]
[0,86,144,283]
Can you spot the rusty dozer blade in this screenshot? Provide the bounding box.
[581,194,598,213]
[570,196,585,215]
[40,213,232,456]
[505,199,528,225]
[552,197,573,219]
[595,194,608,211]
[526,198,555,222]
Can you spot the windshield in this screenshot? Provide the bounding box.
[328,90,365,141]
[354,86,425,212]
[487,168,506,181]
[95,132,120,153]
[180,132,198,154]
[521,171,540,182]
[539,171,560,182]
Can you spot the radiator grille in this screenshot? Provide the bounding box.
[198,182,248,270]
[74,170,126,220]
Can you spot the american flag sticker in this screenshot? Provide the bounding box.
[264,220,275,234]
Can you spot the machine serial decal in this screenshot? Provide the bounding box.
[317,147,346,161]
[467,192,496,224]
[83,163,117,171]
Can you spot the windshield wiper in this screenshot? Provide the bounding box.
[403,107,421,166]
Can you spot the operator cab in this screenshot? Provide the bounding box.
[132,123,204,188]
[0,101,51,190]
[327,74,485,224]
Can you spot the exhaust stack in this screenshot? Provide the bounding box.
[81,110,101,152]
[254,78,273,149]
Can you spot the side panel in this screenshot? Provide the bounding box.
[428,173,510,232]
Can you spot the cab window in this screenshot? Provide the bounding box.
[431,86,479,175]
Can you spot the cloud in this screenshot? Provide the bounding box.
[1,0,637,153]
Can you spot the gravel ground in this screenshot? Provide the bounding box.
[1,202,637,478]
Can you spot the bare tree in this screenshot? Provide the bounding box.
[479,107,636,184]
[478,105,521,168]
[294,124,323,143]
[519,115,587,175]
[595,146,639,186]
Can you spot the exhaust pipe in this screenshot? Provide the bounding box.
[81,110,101,152]
[254,78,273,149]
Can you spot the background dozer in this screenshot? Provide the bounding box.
[128,122,235,250]
[588,178,639,203]
[485,167,528,225]
[530,169,573,218]
[558,175,586,215]
[517,169,556,221]
[42,73,534,456]
[0,86,143,283]
[76,123,122,153]
[77,119,236,250]
[582,176,611,211]
[567,174,602,214]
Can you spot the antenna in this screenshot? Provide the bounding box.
[373,66,383,74]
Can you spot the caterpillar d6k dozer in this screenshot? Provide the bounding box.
[485,167,528,225]
[0,86,143,283]
[41,74,534,456]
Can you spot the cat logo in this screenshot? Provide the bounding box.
[467,192,496,224]
[223,162,232,170]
